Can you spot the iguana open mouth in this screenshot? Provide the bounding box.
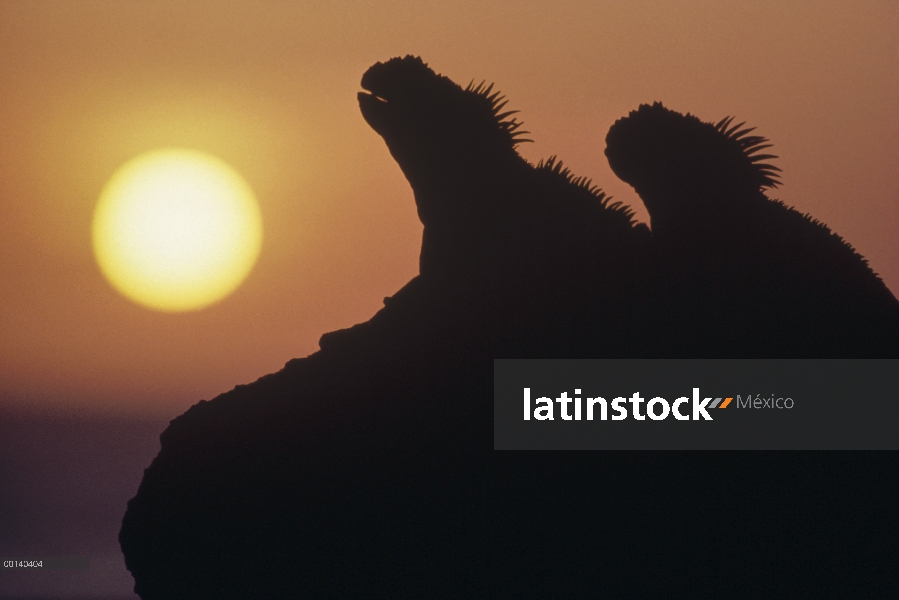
[357,55,434,135]
[358,90,390,134]
[358,60,397,119]
[357,89,387,104]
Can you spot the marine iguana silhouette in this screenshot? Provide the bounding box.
[350,55,655,355]
[118,59,898,600]
[605,102,899,357]
[119,57,656,600]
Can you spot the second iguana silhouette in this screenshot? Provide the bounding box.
[605,101,899,357]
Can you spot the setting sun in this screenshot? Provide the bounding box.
[92,148,263,313]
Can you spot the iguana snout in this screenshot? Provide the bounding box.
[358,55,439,136]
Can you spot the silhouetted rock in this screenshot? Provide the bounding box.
[119,60,898,600]
[605,102,899,357]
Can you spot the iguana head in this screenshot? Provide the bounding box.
[359,56,529,227]
[604,102,781,231]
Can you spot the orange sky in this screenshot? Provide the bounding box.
[1,1,897,415]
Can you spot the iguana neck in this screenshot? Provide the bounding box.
[414,155,531,280]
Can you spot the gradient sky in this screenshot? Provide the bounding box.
[1,0,897,416]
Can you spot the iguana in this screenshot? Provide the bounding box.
[350,54,655,355]
[119,57,656,600]
[605,101,899,357]
[358,56,643,273]
[118,59,895,600]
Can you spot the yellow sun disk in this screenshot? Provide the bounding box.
[92,149,263,312]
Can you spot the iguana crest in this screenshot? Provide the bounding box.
[358,55,529,198]
[359,55,530,147]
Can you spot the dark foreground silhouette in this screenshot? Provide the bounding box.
[120,57,899,599]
